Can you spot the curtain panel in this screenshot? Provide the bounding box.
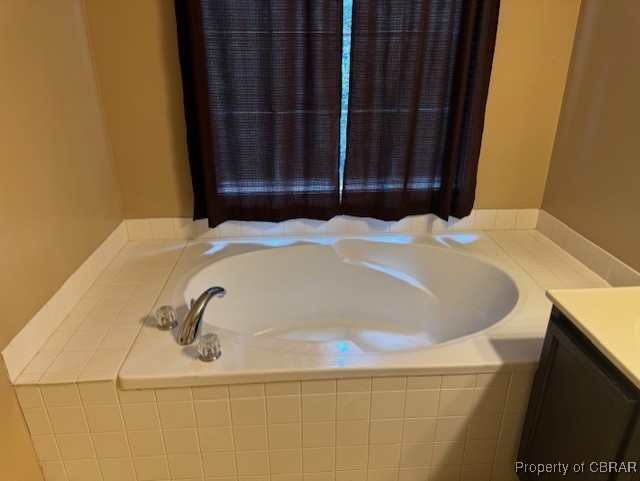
[175,1,343,227]
[341,0,500,220]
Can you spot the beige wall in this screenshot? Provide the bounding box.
[82,0,193,219]
[543,1,640,271]
[0,1,123,478]
[83,0,581,218]
[476,0,580,208]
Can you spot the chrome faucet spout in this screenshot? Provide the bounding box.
[177,286,226,345]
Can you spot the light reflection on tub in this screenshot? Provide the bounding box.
[184,238,520,356]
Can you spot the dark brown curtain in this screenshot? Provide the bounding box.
[175,1,343,227]
[341,0,500,220]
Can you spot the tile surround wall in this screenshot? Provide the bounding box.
[3,208,639,481]
[537,211,640,287]
[125,210,541,241]
[2,222,129,382]
[15,373,533,481]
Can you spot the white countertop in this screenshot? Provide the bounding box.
[547,287,640,389]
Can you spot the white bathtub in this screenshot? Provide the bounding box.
[119,233,551,389]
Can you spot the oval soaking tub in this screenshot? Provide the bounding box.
[119,234,551,389]
[187,240,519,356]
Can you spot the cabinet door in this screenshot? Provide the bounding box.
[518,308,640,481]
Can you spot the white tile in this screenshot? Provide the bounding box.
[301,380,336,394]
[194,399,231,427]
[56,433,95,460]
[263,221,286,237]
[431,441,464,466]
[121,403,161,430]
[402,417,437,444]
[65,459,102,481]
[265,382,300,396]
[85,405,124,432]
[48,407,88,434]
[303,447,335,473]
[32,435,61,462]
[133,456,170,481]
[22,351,58,375]
[302,422,335,448]
[236,450,270,475]
[410,215,428,232]
[404,390,439,418]
[172,218,196,239]
[41,331,73,352]
[305,219,327,236]
[430,215,453,233]
[198,426,234,453]
[368,444,401,469]
[14,385,43,409]
[83,349,127,372]
[234,425,268,451]
[370,419,403,444]
[368,218,390,233]
[590,247,612,279]
[336,378,371,393]
[30,306,55,349]
[40,384,81,407]
[336,392,371,421]
[192,385,228,400]
[451,212,476,231]
[229,383,265,398]
[607,258,632,287]
[435,416,469,442]
[23,408,53,435]
[266,396,301,424]
[268,423,302,450]
[550,220,568,247]
[47,289,72,329]
[326,216,348,235]
[201,452,236,477]
[270,449,303,475]
[284,219,307,236]
[98,458,136,481]
[336,446,368,471]
[164,428,200,454]
[389,217,413,233]
[47,351,92,374]
[336,420,369,446]
[126,219,152,240]
[302,394,335,422]
[495,210,517,230]
[231,397,267,425]
[537,211,554,237]
[515,209,539,229]
[128,430,165,456]
[41,460,68,481]
[438,389,474,416]
[370,391,405,419]
[219,220,242,238]
[474,210,497,230]
[158,401,196,429]
[240,221,264,237]
[442,375,476,388]
[167,453,204,479]
[9,323,38,373]
[92,432,131,459]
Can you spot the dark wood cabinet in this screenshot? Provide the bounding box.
[518,307,640,480]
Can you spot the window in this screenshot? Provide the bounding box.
[175,0,499,226]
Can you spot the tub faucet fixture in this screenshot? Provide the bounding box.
[177,286,226,345]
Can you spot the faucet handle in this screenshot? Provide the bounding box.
[198,333,222,362]
[156,306,178,330]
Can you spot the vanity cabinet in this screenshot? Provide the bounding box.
[518,306,640,480]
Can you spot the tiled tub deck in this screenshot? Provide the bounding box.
[9,228,615,481]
